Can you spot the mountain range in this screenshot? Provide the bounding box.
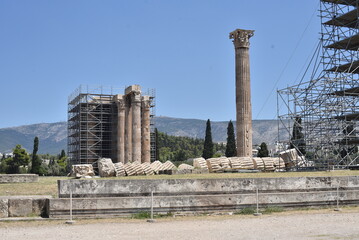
[0,116,286,154]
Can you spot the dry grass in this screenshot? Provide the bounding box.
[0,177,69,197]
[0,170,358,197]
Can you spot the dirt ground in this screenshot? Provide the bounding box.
[1,209,359,240]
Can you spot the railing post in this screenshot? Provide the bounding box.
[253,188,262,216]
[334,185,341,211]
[66,181,76,224]
[147,191,155,222]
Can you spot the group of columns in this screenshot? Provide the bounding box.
[114,85,151,164]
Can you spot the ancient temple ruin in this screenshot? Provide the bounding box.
[229,28,254,157]
[68,85,155,165]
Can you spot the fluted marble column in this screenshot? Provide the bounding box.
[115,95,126,163]
[229,28,254,158]
[132,90,142,162]
[124,95,132,163]
[141,96,151,163]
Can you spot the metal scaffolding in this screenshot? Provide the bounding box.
[68,85,156,165]
[277,0,359,169]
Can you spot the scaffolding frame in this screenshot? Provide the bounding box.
[277,0,359,169]
[68,85,156,165]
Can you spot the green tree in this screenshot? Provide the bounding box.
[257,142,269,157]
[6,145,30,173]
[202,119,214,159]
[57,150,68,176]
[290,116,306,155]
[48,159,60,176]
[59,149,66,160]
[31,137,42,174]
[225,120,237,157]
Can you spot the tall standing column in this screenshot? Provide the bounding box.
[115,95,126,163]
[229,29,254,158]
[124,95,132,163]
[132,90,142,162]
[141,96,151,163]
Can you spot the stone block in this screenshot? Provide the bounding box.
[141,162,154,176]
[279,149,298,168]
[150,161,163,174]
[8,198,32,217]
[206,158,222,172]
[69,164,95,178]
[193,158,208,169]
[114,162,125,177]
[159,161,176,171]
[32,199,48,217]
[0,199,8,218]
[0,174,38,183]
[98,158,115,177]
[125,85,141,95]
[178,163,194,170]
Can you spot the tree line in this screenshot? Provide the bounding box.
[0,119,271,174]
[0,136,68,175]
[156,119,269,162]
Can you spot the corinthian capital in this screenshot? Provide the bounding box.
[141,96,151,109]
[229,29,254,48]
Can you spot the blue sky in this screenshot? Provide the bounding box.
[0,0,319,128]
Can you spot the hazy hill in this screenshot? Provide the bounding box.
[155,116,283,145]
[0,122,67,154]
[0,117,285,154]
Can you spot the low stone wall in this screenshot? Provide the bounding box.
[0,174,38,183]
[49,176,359,219]
[49,189,359,218]
[0,196,51,218]
[58,176,359,198]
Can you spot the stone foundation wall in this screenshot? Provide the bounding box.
[0,174,38,183]
[49,176,359,219]
[49,189,359,218]
[58,176,359,198]
[0,196,51,218]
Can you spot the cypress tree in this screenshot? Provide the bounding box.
[290,116,306,155]
[202,119,214,159]
[257,142,269,157]
[31,137,42,174]
[225,120,237,157]
[59,149,66,160]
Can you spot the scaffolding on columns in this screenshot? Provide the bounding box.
[68,85,156,166]
[277,0,359,169]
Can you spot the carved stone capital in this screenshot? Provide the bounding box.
[117,100,126,110]
[142,100,151,110]
[229,29,254,48]
[131,91,142,103]
[113,95,126,110]
[141,96,151,110]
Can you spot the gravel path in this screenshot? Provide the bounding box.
[1,211,359,240]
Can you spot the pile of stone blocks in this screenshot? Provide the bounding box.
[73,152,299,178]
